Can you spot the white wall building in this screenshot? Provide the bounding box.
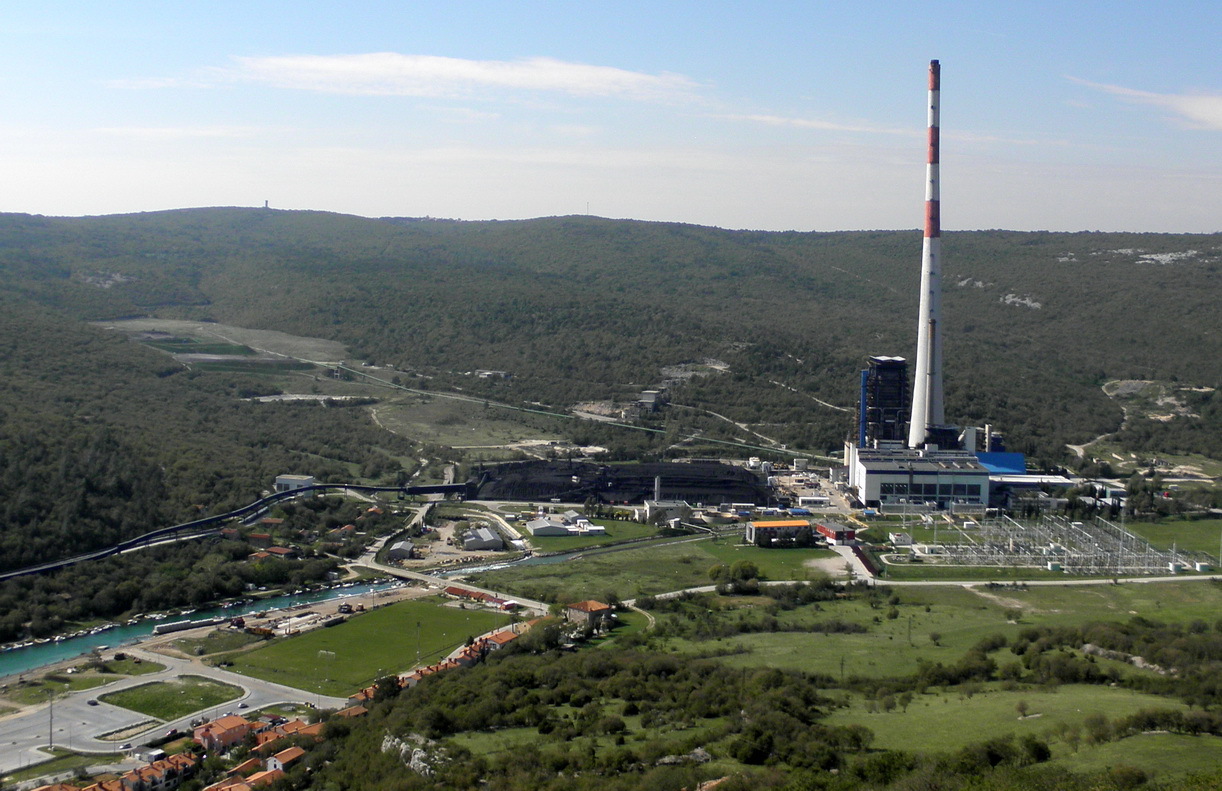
[845,443,989,511]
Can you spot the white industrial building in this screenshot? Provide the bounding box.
[845,443,990,512]
[463,526,504,551]
[525,511,607,537]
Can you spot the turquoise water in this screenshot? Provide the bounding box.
[0,581,401,679]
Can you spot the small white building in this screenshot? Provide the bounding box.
[526,513,606,537]
[274,474,315,493]
[888,532,913,546]
[463,526,504,551]
[386,540,414,561]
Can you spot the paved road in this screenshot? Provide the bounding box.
[0,644,348,775]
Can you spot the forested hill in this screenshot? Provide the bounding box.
[0,208,1218,466]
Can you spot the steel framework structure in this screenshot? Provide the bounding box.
[915,514,1209,575]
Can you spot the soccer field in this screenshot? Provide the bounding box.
[225,597,511,696]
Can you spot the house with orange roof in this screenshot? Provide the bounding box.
[267,746,306,773]
[227,758,262,778]
[298,722,324,739]
[480,630,515,651]
[82,780,125,791]
[244,770,284,788]
[193,714,253,751]
[565,600,613,624]
[335,704,368,718]
[201,778,250,791]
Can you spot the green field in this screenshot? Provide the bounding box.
[1125,518,1222,557]
[468,540,719,603]
[1046,732,1222,779]
[175,629,264,656]
[99,675,242,721]
[699,539,841,580]
[825,684,1188,751]
[3,675,114,705]
[525,519,660,552]
[469,537,844,604]
[652,581,1222,680]
[225,597,511,696]
[101,657,164,675]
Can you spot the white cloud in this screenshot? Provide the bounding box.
[1070,77,1222,131]
[720,113,912,136]
[226,53,699,100]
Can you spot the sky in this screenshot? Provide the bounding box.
[1,1,1219,232]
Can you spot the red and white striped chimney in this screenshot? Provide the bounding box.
[908,59,944,448]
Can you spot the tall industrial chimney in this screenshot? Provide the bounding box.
[908,59,944,448]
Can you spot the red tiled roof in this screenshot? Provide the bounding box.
[272,746,306,766]
[567,600,612,613]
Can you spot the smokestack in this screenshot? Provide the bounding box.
[908,59,944,448]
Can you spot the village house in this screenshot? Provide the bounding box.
[565,600,613,626]
[267,746,306,773]
[193,714,253,752]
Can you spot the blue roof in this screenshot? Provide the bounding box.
[976,452,1027,475]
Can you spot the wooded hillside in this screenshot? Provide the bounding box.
[0,209,1217,574]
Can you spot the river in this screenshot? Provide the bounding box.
[0,580,403,679]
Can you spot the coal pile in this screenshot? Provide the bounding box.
[470,460,768,505]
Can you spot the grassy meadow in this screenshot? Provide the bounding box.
[650,580,1222,680]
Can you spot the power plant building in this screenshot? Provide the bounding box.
[843,61,991,513]
[859,356,909,445]
[845,444,989,511]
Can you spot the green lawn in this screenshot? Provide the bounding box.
[985,579,1222,626]
[3,675,114,705]
[468,541,719,603]
[822,684,1207,774]
[175,629,264,656]
[651,581,1222,680]
[658,586,1020,678]
[526,519,660,552]
[225,597,511,696]
[101,657,164,675]
[99,676,242,721]
[1048,732,1222,779]
[699,539,840,580]
[1124,518,1222,558]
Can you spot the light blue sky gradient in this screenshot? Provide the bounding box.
[2,1,1218,231]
